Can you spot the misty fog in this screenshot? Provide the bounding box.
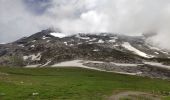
[0,0,170,50]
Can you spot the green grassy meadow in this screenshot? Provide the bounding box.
[0,67,170,100]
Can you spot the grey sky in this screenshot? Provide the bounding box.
[0,0,170,50]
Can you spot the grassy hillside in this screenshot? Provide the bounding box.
[0,67,170,100]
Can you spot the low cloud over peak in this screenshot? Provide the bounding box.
[0,0,170,50]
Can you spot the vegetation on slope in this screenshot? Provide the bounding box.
[0,67,170,100]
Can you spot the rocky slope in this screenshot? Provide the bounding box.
[0,29,170,66]
[0,29,170,78]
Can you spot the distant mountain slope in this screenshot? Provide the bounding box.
[0,29,170,67]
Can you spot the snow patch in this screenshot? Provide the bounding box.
[50,32,66,38]
[109,37,118,43]
[148,45,162,51]
[84,60,104,64]
[88,42,93,44]
[89,38,97,41]
[42,36,50,40]
[46,40,50,43]
[80,37,90,40]
[114,44,119,47]
[32,40,36,43]
[110,36,118,39]
[31,45,35,48]
[93,49,99,52]
[155,52,159,54]
[122,42,153,58]
[108,39,116,43]
[98,39,104,43]
[18,44,24,47]
[76,34,90,40]
[161,51,169,55]
[144,62,170,69]
[64,42,68,45]
[111,62,140,67]
[148,44,169,55]
[42,60,51,67]
[52,60,103,71]
[78,43,82,45]
[52,60,144,76]
[23,53,41,61]
[69,44,74,46]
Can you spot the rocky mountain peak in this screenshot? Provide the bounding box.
[0,30,170,68]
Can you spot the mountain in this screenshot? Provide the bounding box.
[0,29,170,79]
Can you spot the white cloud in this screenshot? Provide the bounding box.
[0,0,170,50]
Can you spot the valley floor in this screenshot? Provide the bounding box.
[0,67,170,100]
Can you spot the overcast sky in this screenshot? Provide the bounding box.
[0,0,170,50]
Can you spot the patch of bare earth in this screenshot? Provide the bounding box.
[108,91,160,100]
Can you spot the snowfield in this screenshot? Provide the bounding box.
[23,59,170,78]
[144,62,170,69]
[52,60,144,75]
[52,60,104,71]
[122,42,154,58]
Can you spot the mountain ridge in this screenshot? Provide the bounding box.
[0,29,170,78]
[0,29,170,66]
